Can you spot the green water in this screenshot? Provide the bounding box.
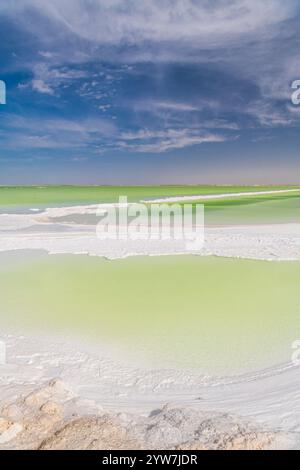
[204,193,300,225]
[1,185,299,207]
[0,252,299,375]
[2,186,300,226]
[38,190,300,227]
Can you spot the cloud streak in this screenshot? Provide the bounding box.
[119,128,230,153]
[0,115,117,152]
[7,0,296,46]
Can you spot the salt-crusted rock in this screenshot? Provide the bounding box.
[175,431,275,450]
[138,405,282,450]
[0,380,288,450]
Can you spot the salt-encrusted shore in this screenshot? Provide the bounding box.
[0,379,287,450]
[0,331,297,450]
[0,224,300,261]
[141,188,300,203]
[1,218,300,261]
[1,190,300,262]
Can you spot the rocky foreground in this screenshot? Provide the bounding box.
[0,378,289,450]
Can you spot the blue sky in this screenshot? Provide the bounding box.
[1,0,300,184]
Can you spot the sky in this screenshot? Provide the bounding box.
[1,0,300,185]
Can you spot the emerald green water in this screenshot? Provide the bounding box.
[188,193,300,225]
[1,185,299,207]
[2,186,300,226]
[1,252,299,375]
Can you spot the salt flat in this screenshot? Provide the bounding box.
[1,188,300,449]
[1,213,300,261]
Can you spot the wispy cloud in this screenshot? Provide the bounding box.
[1,115,117,152]
[30,63,88,95]
[149,101,199,113]
[31,79,55,95]
[8,0,295,46]
[119,128,230,153]
[1,0,300,163]
[248,101,293,127]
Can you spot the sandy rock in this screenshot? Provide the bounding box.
[39,415,141,450]
[0,381,288,450]
[0,419,23,445]
[24,378,74,408]
[1,404,23,422]
[0,417,11,434]
[40,401,62,416]
[0,379,70,449]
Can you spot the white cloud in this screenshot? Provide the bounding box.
[5,1,299,106]
[2,115,117,151]
[248,101,293,127]
[29,63,88,95]
[31,79,55,95]
[131,99,241,129]
[10,0,295,46]
[38,51,56,58]
[119,128,229,153]
[2,0,300,150]
[139,101,199,113]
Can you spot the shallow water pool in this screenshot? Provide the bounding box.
[0,251,299,375]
